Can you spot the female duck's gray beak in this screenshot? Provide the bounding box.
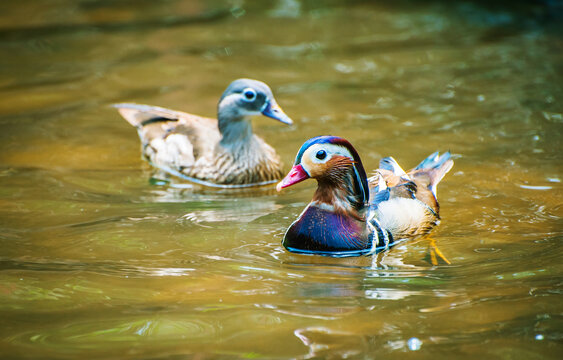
[261,100,293,125]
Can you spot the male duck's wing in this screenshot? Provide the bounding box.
[370,153,453,214]
[368,171,417,208]
[367,171,435,239]
[366,153,453,239]
[114,103,220,170]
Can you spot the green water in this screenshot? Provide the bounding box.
[1,0,562,358]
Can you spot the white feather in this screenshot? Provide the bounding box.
[376,198,430,235]
[151,133,194,167]
[377,173,387,191]
[388,157,407,177]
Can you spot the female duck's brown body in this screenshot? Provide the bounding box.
[114,79,293,186]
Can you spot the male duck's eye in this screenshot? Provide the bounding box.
[315,150,327,160]
[242,88,257,102]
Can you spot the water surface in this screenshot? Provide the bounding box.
[1,0,562,358]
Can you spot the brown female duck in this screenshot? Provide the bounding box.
[114,79,293,187]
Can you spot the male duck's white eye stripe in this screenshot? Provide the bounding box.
[300,143,356,174]
[307,143,353,163]
[301,164,311,176]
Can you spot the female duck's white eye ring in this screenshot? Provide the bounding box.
[242,88,257,102]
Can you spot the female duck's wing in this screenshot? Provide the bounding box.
[114,103,220,171]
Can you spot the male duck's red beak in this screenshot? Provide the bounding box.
[276,164,310,192]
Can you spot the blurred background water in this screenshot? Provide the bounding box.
[0,0,562,358]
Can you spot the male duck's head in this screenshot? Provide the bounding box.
[277,136,370,211]
[217,79,293,125]
[277,136,375,256]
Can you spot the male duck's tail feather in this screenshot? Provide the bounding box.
[428,158,453,197]
[414,151,451,171]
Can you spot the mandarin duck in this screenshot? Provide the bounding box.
[276,136,454,257]
[114,79,293,187]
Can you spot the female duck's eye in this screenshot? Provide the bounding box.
[242,88,257,102]
[315,150,327,160]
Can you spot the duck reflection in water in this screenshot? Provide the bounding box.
[139,183,282,224]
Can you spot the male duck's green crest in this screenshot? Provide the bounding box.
[277,136,454,257]
[114,79,293,187]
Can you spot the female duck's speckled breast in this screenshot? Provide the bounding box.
[208,136,283,185]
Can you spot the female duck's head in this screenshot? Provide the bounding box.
[217,79,293,125]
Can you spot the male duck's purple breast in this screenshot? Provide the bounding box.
[283,206,373,255]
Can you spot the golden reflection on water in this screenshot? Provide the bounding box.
[0,0,562,359]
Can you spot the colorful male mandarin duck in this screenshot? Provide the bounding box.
[276,136,454,257]
[114,79,293,187]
